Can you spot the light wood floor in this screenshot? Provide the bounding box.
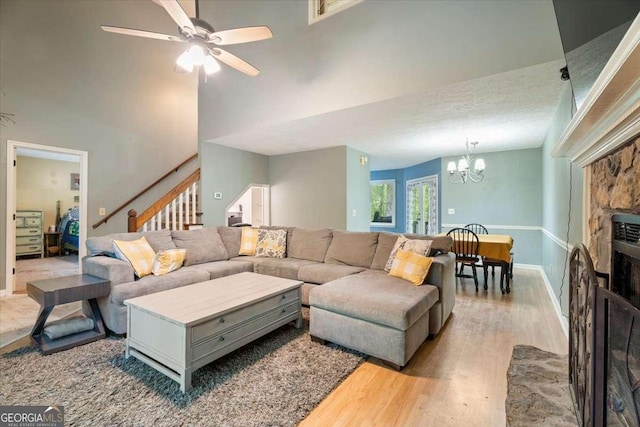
[1,268,567,426]
[300,268,568,427]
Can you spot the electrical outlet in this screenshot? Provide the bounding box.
[99,207,106,216]
[352,209,357,217]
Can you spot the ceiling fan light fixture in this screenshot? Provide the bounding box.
[188,45,206,66]
[176,50,194,72]
[203,54,221,75]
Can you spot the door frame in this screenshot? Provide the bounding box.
[5,140,88,295]
[406,175,439,235]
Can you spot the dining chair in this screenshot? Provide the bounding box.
[464,223,513,292]
[447,228,481,291]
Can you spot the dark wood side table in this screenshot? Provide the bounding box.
[44,231,62,257]
[27,274,110,355]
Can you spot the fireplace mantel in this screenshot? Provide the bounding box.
[552,15,640,167]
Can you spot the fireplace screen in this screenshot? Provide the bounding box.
[612,214,640,310]
[594,288,640,426]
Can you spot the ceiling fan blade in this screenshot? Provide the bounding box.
[210,48,259,76]
[152,0,196,34]
[101,25,184,42]
[208,26,273,45]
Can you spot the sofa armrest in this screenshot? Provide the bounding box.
[425,252,456,326]
[82,256,134,286]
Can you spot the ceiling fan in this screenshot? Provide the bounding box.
[101,0,272,76]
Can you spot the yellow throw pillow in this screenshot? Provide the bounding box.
[113,237,156,278]
[255,229,287,258]
[385,236,433,272]
[388,249,434,286]
[239,227,259,256]
[152,249,186,276]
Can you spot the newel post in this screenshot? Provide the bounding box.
[127,209,137,232]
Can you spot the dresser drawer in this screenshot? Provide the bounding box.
[17,211,42,218]
[191,301,300,360]
[15,217,25,227]
[17,244,43,255]
[191,288,299,343]
[24,217,41,227]
[17,236,42,245]
[17,228,42,237]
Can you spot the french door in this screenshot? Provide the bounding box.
[406,175,438,235]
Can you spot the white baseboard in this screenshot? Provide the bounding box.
[0,289,6,297]
[533,265,569,339]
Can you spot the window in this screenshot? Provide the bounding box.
[308,0,364,24]
[370,180,395,227]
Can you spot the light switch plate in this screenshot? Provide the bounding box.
[448,208,455,215]
[213,192,223,200]
[99,207,106,216]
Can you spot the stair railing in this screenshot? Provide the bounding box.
[128,169,201,232]
[92,153,197,230]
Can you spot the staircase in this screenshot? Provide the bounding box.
[129,169,202,232]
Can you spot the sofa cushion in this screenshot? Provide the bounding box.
[112,237,156,278]
[298,263,365,284]
[324,230,379,268]
[288,228,333,262]
[309,272,439,330]
[111,267,210,305]
[218,226,242,257]
[192,260,254,280]
[231,256,317,281]
[255,229,287,258]
[370,232,400,271]
[171,228,229,266]
[142,230,177,253]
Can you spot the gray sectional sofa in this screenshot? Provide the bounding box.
[82,226,455,368]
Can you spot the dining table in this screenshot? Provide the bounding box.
[443,232,514,293]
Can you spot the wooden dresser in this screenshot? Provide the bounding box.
[16,210,44,258]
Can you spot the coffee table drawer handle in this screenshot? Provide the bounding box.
[281,294,286,300]
[219,317,225,324]
[219,336,225,342]
[281,308,286,314]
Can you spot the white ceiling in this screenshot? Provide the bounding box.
[196,0,569,171]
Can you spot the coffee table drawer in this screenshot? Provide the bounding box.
[191,288,299,343]
[192,301,300,361]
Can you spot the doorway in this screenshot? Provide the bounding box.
[406,175,438,235]
[5,140,88,295]
[225,184,270,227]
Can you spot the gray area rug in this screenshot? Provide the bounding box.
[506,344,577,426]
[0,309,365,426]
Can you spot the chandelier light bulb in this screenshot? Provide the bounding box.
[458,158,469,171]
[474,158,486,171]
[447,161,457,173]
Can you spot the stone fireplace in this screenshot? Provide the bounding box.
[588,137,640,275]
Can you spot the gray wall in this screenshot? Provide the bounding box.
[0,0,198,291]
[441,148,543,265]
[346,147,371,231]
[269,147,348,229]
[541,85,584,315]
[199,143,269,227]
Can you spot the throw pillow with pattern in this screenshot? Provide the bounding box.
[152,248,187,276]
[239,227,259,256]
[255,229,287,258]
[385,236,432,272]
[388,249,434,285]
[112,236,156,278]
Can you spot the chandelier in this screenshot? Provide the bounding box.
[447,140,485,184]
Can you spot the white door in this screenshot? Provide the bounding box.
[406,175,438,235]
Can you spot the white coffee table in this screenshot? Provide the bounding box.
[124,272,302,392]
